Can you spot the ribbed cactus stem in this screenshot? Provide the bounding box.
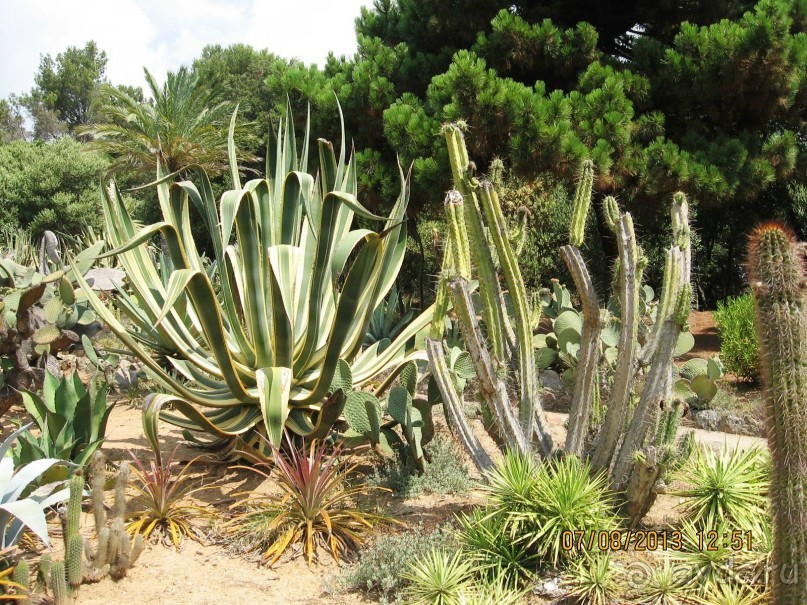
[89,452,107,533]
[50,561,68,605]
[591,211,640,472]
[671,193,691,285]
[66,534,84,588]
[561,244,603,456]
[612,249,685,491]
[113,462,129,523]
[488,158,504,188]
[748,223,807,605]
[425,337,493,471]
[66,472,83,540]
[603,195,620,233]
[444,189,471,280]
[447,278,533,456]
[640,195,691,366]
[444,125,507,361]
[569,160,594,247]
[35,553,51,592]
[13,558,29,595]
[477,182,548,446]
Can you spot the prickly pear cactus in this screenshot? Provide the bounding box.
[748,222,807,605]
[0,239,102,414]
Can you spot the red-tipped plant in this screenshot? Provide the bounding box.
[126,447,211,547]
[225,435,389,566]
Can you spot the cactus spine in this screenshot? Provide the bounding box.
[748,223,807,605]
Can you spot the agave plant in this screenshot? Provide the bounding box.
[75,111,433,458]
[15,369,114,468]
[0,425,71,550]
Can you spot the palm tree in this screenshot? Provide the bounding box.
[81,67,252,177]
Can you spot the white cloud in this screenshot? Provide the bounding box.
[0,0,369,100]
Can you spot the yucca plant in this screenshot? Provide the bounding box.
[456,577,527,605]
[736,514,773,593]
[225,436,387,566]
[479,451,540,515]
[626,556,690,605]
[563,553,620,605]
[75,109,434,459]
[674,517,740,590]
[126,448,210,547]
[402,548,476,605]
[693,582,765,605]
[521,455,617,566]
[674,444,769,529]
[457,509,536,589]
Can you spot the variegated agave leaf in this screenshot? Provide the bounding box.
[76,108,433,460]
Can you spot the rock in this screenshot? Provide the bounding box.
[535,576,564,598]
[84,267,125,291]
[540,369,565,394]
[720,413,765,437]
[114,359,140,391]
[692,410,721,432]
[692,409,765,437]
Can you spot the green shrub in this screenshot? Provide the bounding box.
[713,293,760,381]
[341,524,456,603]
[369,435,474,498]
[0,139,108,236]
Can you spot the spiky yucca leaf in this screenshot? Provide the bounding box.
[673,444,769,529]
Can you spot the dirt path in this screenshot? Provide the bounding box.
[684,310,721,360]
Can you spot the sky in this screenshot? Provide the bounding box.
[0,0,371,100]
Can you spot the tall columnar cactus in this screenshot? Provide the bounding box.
[428,124,553,457]
[430,125,694,525]
[49,561,68,605]
[748,223,807,605]
[569,160,594,248]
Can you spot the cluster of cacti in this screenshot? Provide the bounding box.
[748,223,807,605]
[0,235,102,414]
[429,125,697,524]
[10,454,145,604]
[424,124,555,471]
[566,187,696,524]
